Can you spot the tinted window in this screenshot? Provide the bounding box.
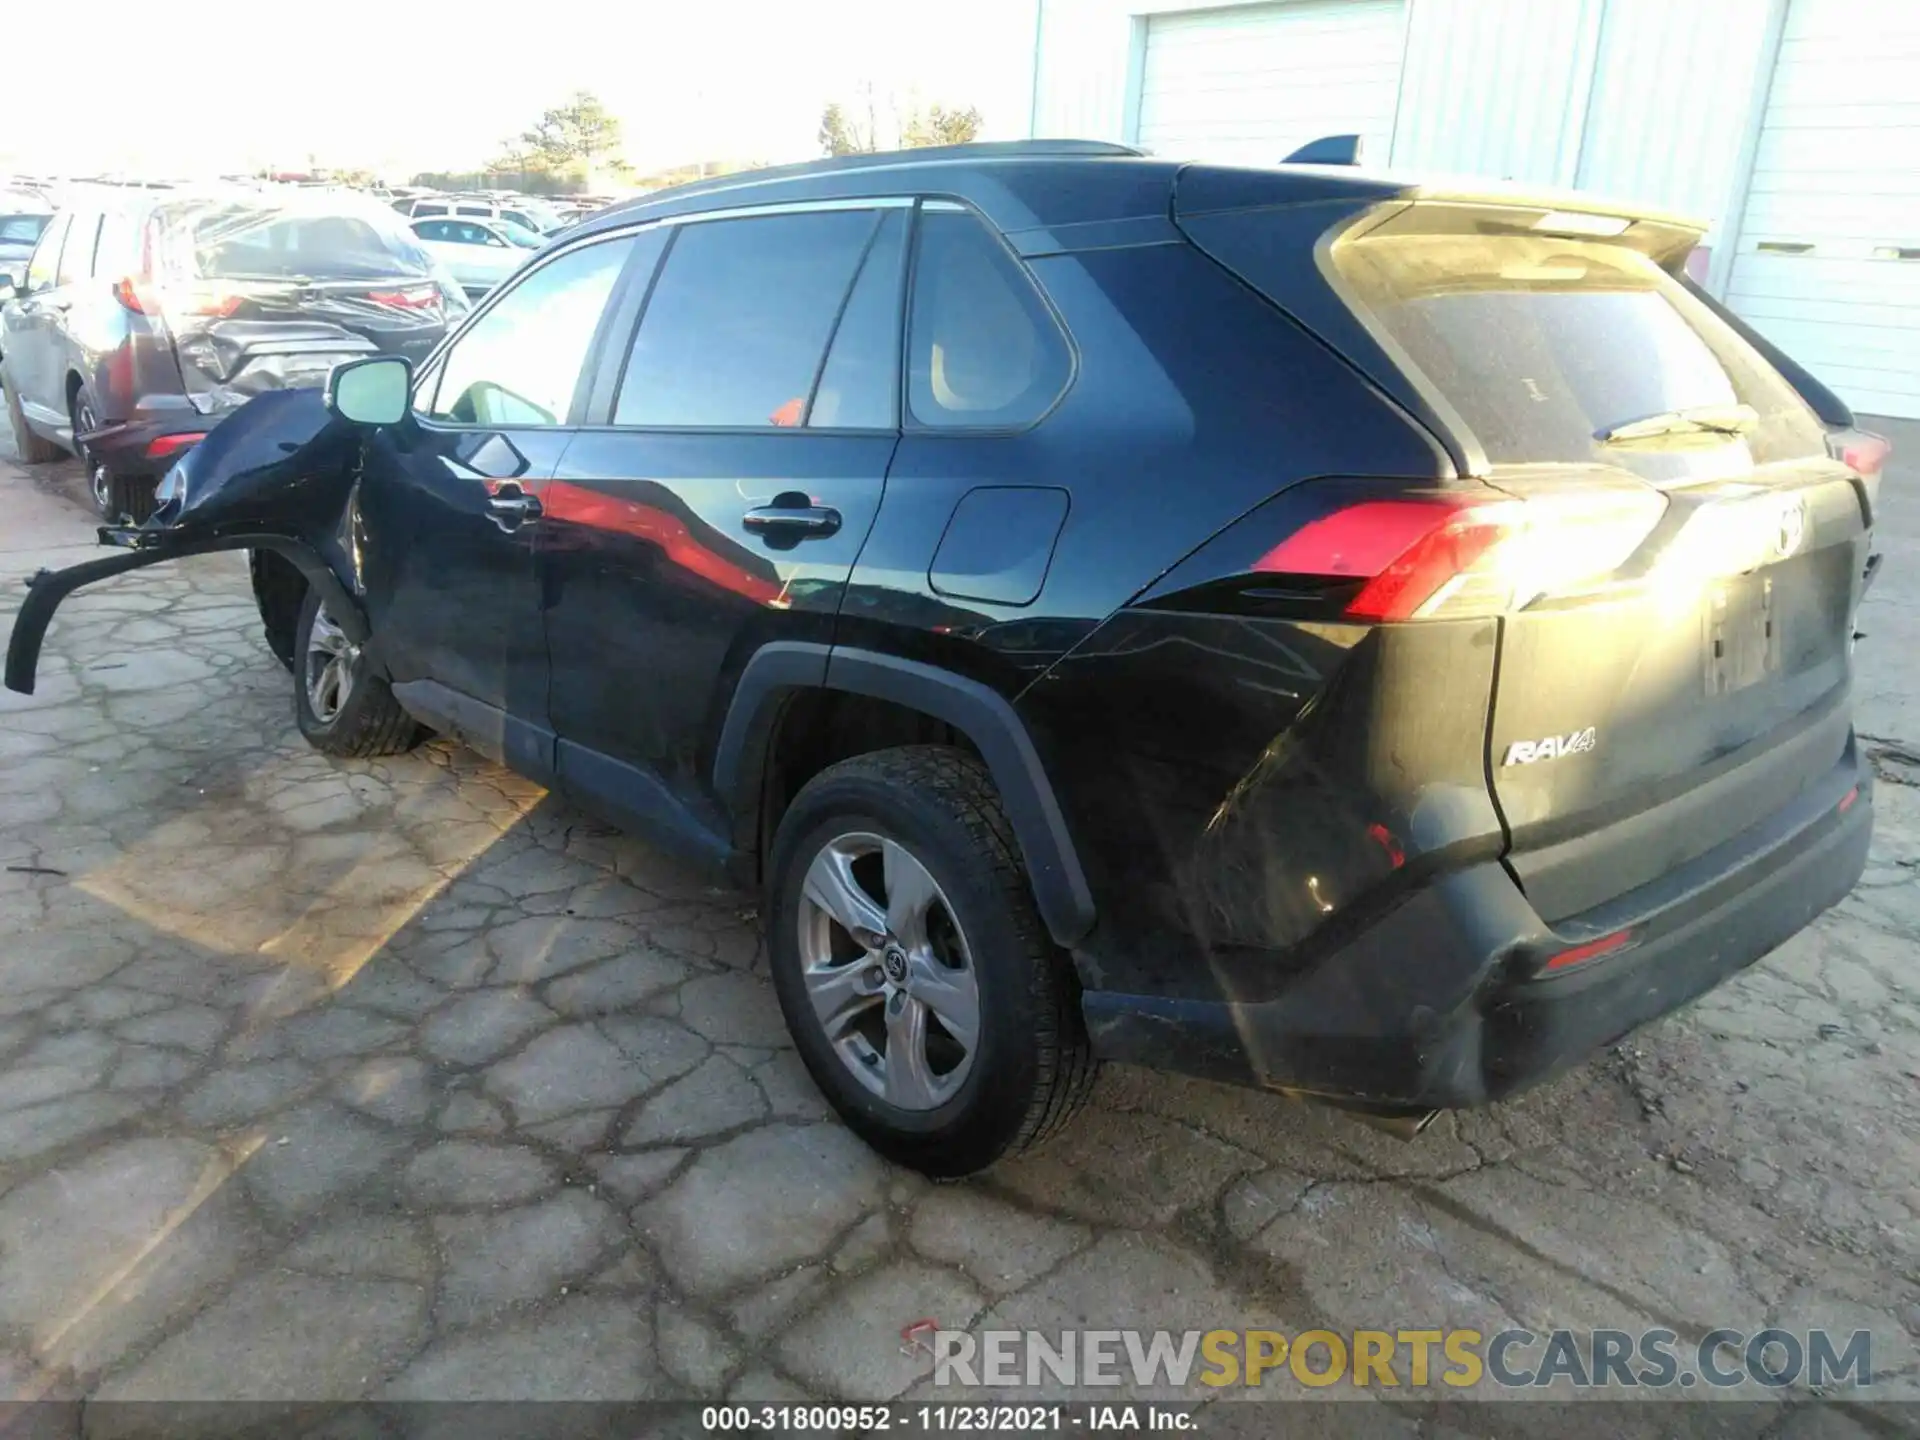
[415,220,454,242]
[57,214,99,285]
[456,206,490,218]
[26,214,69,290]
[615,209,879,428]
[906,208,1071,429]
[414,203,449,217]
[423,235,634,427]
[1332,232,1825,467]
[0,214,48,244]
[810,210,906,429]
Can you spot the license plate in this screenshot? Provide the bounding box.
[1704,574,1779,695]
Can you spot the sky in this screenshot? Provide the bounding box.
[2,0,1040,180]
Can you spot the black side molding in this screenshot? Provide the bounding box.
[5,534,366,696]
[715,644,1098,948]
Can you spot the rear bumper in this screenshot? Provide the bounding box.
[1082,739,1873,1110]
[79,404,218,477]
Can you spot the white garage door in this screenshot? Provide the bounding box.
[1725,0,1920,419]
[1135,1,1409,169]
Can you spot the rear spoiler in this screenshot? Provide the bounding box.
[1679,275,1855,430]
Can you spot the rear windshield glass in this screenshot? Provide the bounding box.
[151,196,438,282]
[1332,234,1825,470]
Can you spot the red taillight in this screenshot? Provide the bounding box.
[1256,496,1516,622]
[1252,484,1666,623]
[146,433,205,461]
[111,277,154,314]
[1543,928,1637,973]
[1831,429,1889,478]
[177,290,245,319]
[367,287,439,309]
[1838,785,1860,814]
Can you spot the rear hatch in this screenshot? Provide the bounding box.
[1184,187,1872,922]
[142,195,469,412]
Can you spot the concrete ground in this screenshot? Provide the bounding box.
[0,416,1915,1421]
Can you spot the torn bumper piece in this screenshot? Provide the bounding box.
[7,530,367,697]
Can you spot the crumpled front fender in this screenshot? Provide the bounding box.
[5,387,371,697]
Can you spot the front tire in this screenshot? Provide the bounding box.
[767,746,1096,1177]
[292,588,424,758]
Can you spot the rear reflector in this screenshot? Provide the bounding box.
[1838,786,1859,814]
[146,433,205,461]
[1543,928,1637,973]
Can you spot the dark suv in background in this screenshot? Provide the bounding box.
[1,187,468,520]
[8,141,1885,1177]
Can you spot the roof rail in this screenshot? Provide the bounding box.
[620,139,1146,210]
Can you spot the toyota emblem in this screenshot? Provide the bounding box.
[1774,496,1808,559]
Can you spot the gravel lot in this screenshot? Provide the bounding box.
[0,416,1914,1426]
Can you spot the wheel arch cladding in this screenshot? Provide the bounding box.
[715,644,1097,948]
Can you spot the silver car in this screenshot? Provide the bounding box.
[1,186,468,520]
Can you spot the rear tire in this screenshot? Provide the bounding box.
[291,588,424,758]
[4,372,62,464]
[767,746,1096,1177]
[71,383,155,523]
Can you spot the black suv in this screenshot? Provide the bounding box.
[9,141,1884,1177]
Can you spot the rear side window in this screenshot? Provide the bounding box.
[57,214,99,285]
[27,214,69,290]
[906,208,1071,430]
[423,235,635,426]
[1331,232,1825,468]
[614,209,880,428]
[414,203,448,218]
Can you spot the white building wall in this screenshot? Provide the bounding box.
[1031,0,1772,241]
[1387,0,1603,185]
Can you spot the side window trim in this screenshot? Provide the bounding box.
[410,231,640,431]
[799,210,885,427]
[578,223,678,425]
[901,199,1078,436]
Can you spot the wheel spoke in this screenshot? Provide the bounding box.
[883,994,940,1109]
[802,844,887,948]
[907,952,979,1054]
[803,957,883,1038]
[882,840,940,950]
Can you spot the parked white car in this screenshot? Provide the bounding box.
[407,217,543,299]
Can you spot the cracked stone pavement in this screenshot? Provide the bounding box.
[0,420,1915,1420]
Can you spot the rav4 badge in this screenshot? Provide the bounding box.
[1503,727,1598,766]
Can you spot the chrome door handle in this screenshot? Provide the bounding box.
[742,504,841,538]
[486,488,543,531]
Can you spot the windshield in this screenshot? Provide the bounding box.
[1332,232,1826,475]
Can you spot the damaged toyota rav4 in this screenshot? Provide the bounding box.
[8,142,1887,1177]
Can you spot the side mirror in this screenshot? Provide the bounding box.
[327,355,411,427]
